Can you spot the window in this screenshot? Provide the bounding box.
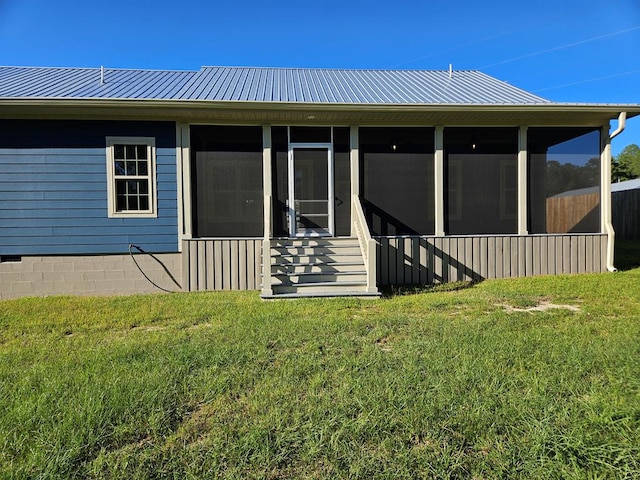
[106,137,156,217]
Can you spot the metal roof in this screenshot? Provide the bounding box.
[0,66,196,100]
[0,65,551,105]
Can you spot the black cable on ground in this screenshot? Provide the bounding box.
[128,244,181,293]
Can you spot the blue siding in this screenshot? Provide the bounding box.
[0,120,179,255]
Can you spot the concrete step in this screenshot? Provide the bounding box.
[271,237,360,247]
[272,272,367,285]
[271,281,369,295]
[271,262,365,274]
[271,246,361,257]
[261,290,381,299]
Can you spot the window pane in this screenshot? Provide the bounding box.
[136,144,147,160]
[139,196,149,211]
[528,128,600,233]
[126,161,137,176]
[444,127,518,235]
[116,179,126,195]
[125,145,136,159]
[139,180,148,194]
[127,180,139,194]
[116,195,127,212]
[138,161,148,176]
[129,195,140,210]
[115,160,125,175]
[114,145,125,160]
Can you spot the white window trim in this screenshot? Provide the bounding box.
[106,136,157,218]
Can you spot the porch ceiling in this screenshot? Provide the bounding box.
[1,99,638,126]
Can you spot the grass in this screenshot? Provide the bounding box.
[1,268,640,478]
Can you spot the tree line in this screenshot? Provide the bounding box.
[612,144,640,182]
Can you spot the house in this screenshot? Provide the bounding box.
[1,66,638,299]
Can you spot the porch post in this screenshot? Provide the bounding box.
[177,123,192,241]
[434,125,445,236]
[518,126,528,235]
[350,126,359,237]
[262,125,273,295]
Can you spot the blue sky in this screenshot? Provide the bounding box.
[1,0,638,154]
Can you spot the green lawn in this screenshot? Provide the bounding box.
[1,268,639,479]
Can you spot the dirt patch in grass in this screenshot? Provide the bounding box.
[501,300,580,314]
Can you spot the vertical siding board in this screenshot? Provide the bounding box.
[577,236,586,274]
[388,238,397,285]
[463,238,476,281]
[456,237,467,282]
[472,237,487,281]
[434,237,443,283]
[405,238,414,284]
[214,241,223,289]
[197,241,206,290]
[487,237,496,279]
[570,237,578,274]
[585,235,593,273]
[547,236,556,275]
[190,242,199,291]
[396,238,405,284]
[448,237,457,281]
[182,241,191,291]
[561,236,570,274]
[230,240,239,290]
[524,237,532,276]
[517,236,526,277]
[409,237,418,284]
[510,237,518,278]
[532,236,541,276]
[419,237,427,283]
[439,238,448,283]
[222,240,231,290]
[427,238,435,284]
[601,235,607,272]
[554,236,562,275]
[205,241,214,290]
[499,237,505,278]
[540,236,548,275]
[479,237,488,280]
[239,240,247,290]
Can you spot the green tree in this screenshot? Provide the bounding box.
[612,144,640,182]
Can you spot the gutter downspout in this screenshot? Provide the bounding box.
[604,112,627,272]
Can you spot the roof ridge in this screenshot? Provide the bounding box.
[199,65,482,73]
[0,65,197,74]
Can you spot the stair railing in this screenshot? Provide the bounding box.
[352,194,378,293]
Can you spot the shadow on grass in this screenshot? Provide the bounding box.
[615,240,640,271]
[380,280,480,298]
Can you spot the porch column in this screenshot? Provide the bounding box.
[350,126,359,237]
[262,125,273,295]
[177,123,192,242]
[518,126,528,235]
[434,125,445,236]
